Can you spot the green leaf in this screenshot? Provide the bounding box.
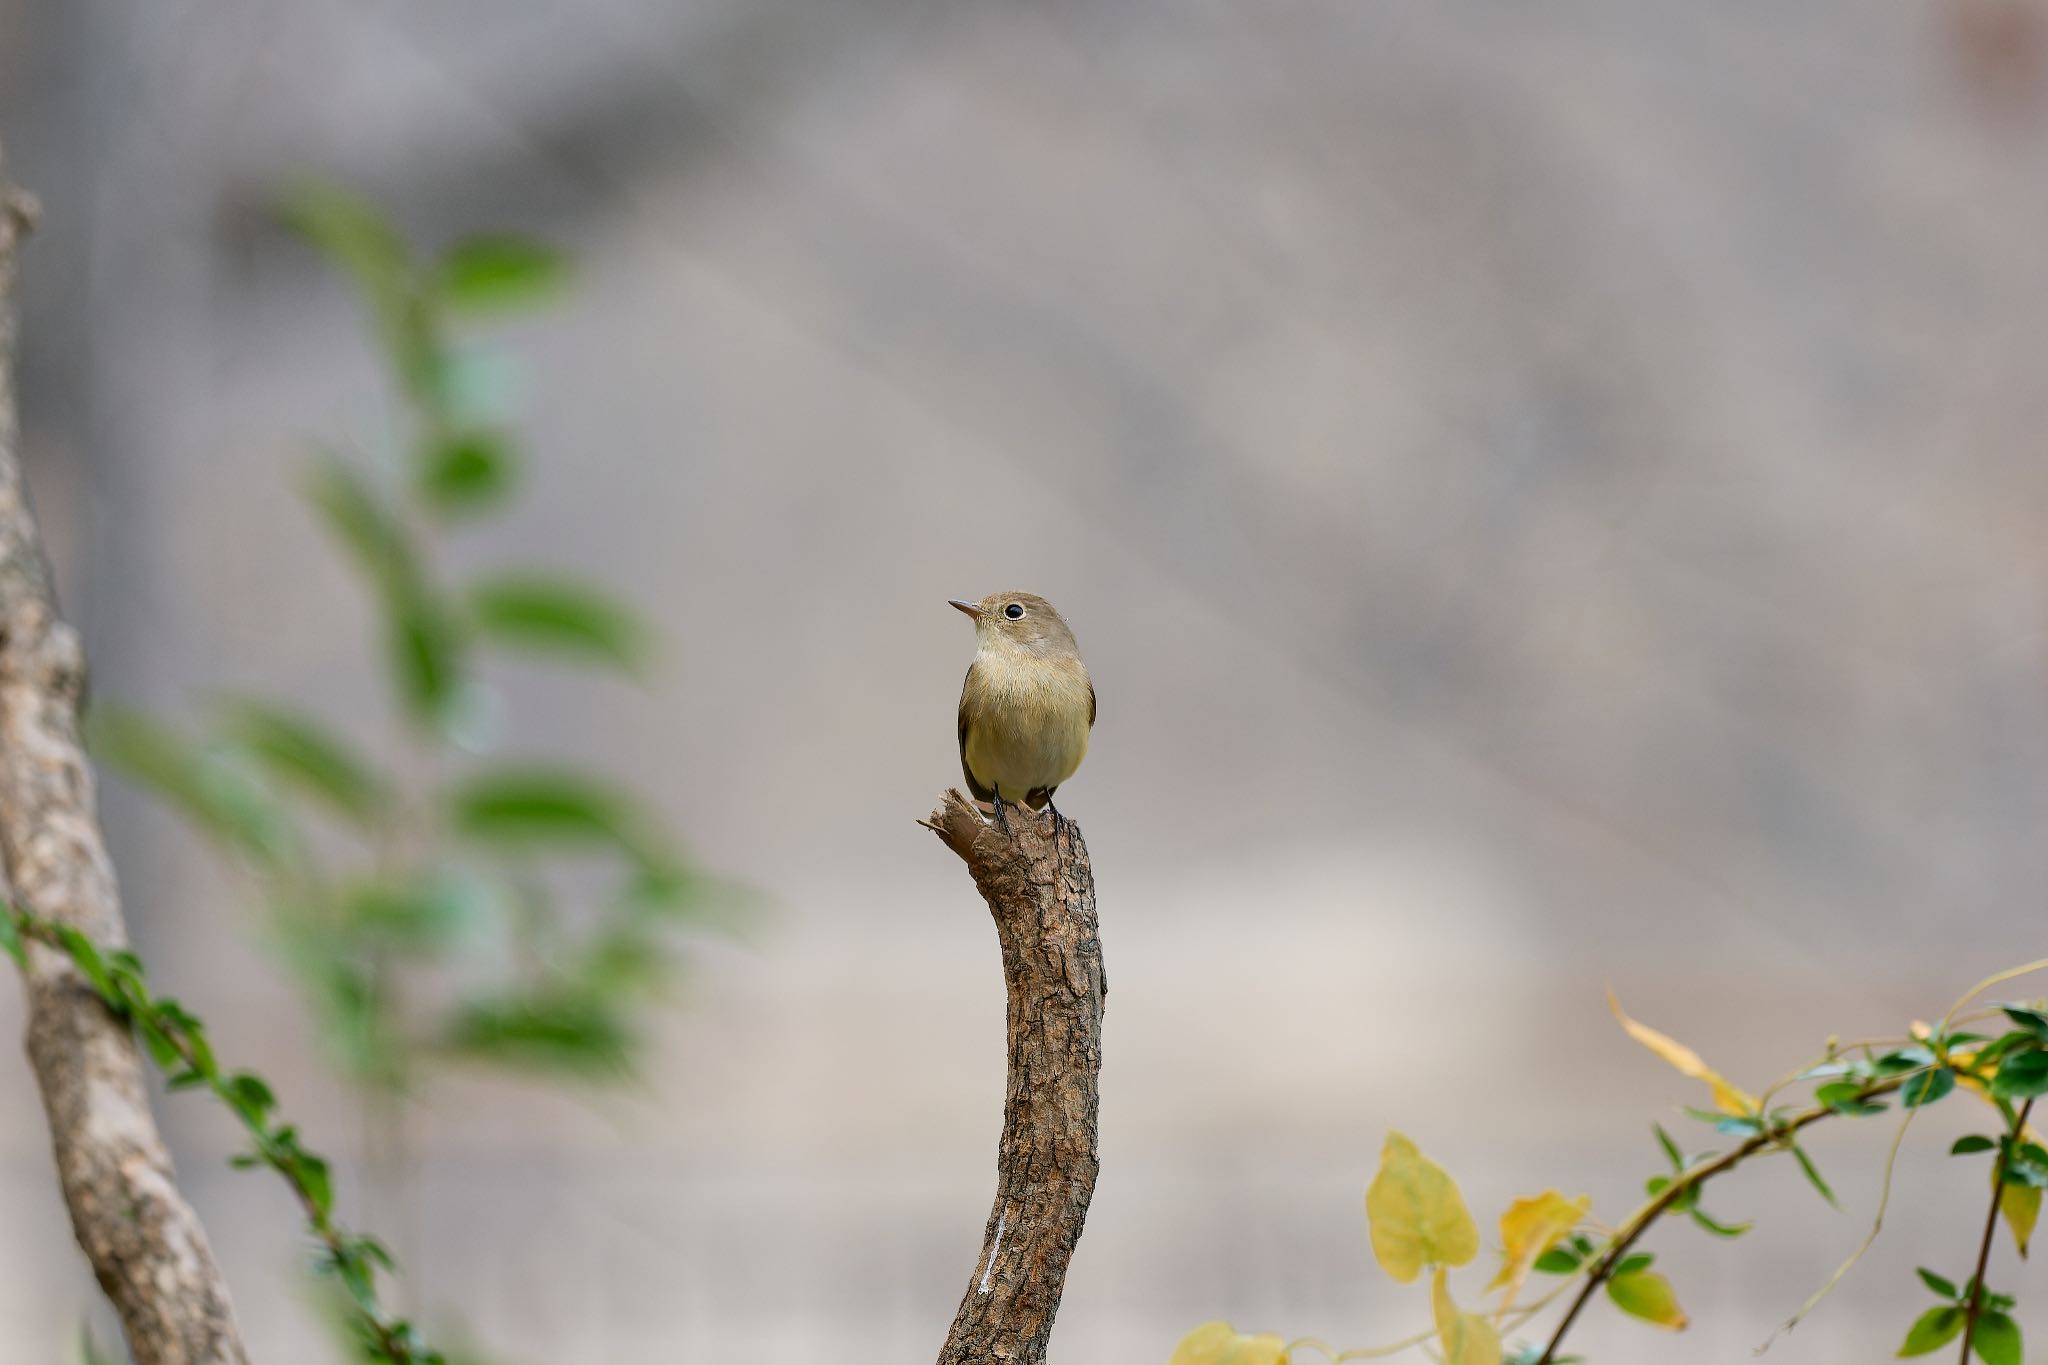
[89,708,294,866]
[1971,1032,2035,1070]
[54,926,118,1007]
[445,992,633,1077]
[447,766,658,860]
[1897,1306,1963,1356]
[303,453,418,597]
[215,700,386,824]
[417,430,516,517]
[1532,1246,1583,1274]
[435,235,569,314]
[1816,1080,1889,1116]
[350,1235,397,1271]
[1902,1067,1957,1108]
[1953,1135,1998,1156]
[1653,1123,1684,1171]
[276,181,451,407]
[341,872,480,950]
[388,596,466,731]
[1973,1311,2022,1365]
[179,1022,218,1080]
[1990,1049,2048,1100]
[2000,1006,2048,1043]
[1876,1046,1938,1075]
[291,1149,334,1223]
[0,905,22,969]
[1605,1269,1687,1329]
[1916,1268,1960,1300]
[305,452,471,726]
[1790,1141,1838,1207]
[1612,1252,1655,1276]
[467,573,647,671]
[225,1072,276,1126]
[137,1019,182,1070]
[277,180,409,317]
[1688,1206,1752,1238]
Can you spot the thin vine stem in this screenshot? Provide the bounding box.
[1959,1097,2035,1365]
[1281,1268,1579,1362]
[1531,1074,1906,1365]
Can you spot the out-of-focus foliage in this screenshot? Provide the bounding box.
[8,905,444,1363]
[1166,1322,1288,1365]
[1172,963,2048,1365]
[93,180,730,1099]
[65,181,745,1362]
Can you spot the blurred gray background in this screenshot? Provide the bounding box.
[3,0,2048,1361]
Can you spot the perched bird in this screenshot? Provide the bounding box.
[951,591,1095,832]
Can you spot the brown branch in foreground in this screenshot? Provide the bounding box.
[1532,1075,1905,1365]
[924,788,1106,1365]
[0,149,250,1364]
[1959,1097,2034,1365]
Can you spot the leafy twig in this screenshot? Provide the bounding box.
[1530,1076,1906,1365]
[2,905,440,1365]
[1959,1098,2036,1365]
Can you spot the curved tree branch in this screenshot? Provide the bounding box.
[924,788,1106,1365]
[0,147,250,1364]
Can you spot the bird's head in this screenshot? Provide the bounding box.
[949,591,1078,657]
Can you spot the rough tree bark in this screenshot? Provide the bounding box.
[0,149,251,1364]
[924,789,1106,1365]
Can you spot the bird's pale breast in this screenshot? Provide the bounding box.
[961,653,1092,798]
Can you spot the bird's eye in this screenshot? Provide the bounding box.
[1004,603,1025,620]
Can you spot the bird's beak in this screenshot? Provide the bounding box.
[949,599,984,619]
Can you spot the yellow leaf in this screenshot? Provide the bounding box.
[1166,1322,1288,1365]
[1487,1190,1591,1298]
[1606,1269,1689,1330]
[1366,1131,1479,1283]
[1432,1268,1504,1365]
[1607,989,1755,1116]
[2001,1181,2039,1259]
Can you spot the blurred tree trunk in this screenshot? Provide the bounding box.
[0,148,250,1365]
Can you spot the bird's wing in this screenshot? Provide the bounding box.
[1088,678,1096,728]
[958,662,994,802]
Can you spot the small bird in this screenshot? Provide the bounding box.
[951,592,1095,833]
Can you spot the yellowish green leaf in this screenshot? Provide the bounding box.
[1897,1305,1964,1356]
[1366,1131,1479,1283]
[1606,1268,1688,1330]
[1432,1268,1503,1365]
[1488,1190,1591,1300]
[1166,1321,1288,1365]
[2001,1180,2039,1258]
[1607,989,1756,1116]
